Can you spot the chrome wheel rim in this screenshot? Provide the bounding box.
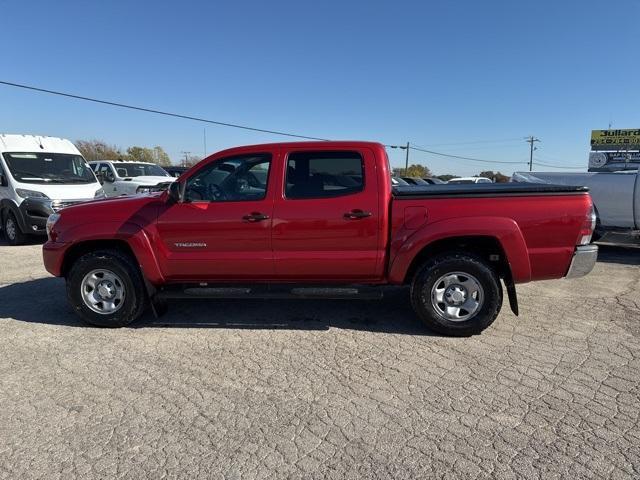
[81,269,126,314]
[430,271,483,321]
[6,217,16,240]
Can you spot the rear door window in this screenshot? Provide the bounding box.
[285,151,364,199]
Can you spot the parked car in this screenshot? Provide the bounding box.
[391,176,409,186]
[401,176,430,185]
[44,141,597,336]
[164,166,189,178]
[513,170,640,239]
[0,134,104,245]
[448,177,493,184]
[422,177,447,184]
[89,160,175,196]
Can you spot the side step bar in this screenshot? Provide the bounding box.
[155,284,384,300]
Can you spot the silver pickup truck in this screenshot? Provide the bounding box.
[513,170,640,239]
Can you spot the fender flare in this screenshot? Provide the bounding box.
[388,216,532,284]
[59,221,165,284]
[0,198,27,233]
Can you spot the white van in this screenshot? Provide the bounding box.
[0,134,104,245]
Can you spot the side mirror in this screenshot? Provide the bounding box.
[0,172,7,187]
[95,171,105,185]
[168,181,185,203]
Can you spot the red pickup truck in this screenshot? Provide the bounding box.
[43,141,598,336]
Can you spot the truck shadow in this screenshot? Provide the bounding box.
[596,244,640,266]
[0,236,46,246]
[0,278,434,335]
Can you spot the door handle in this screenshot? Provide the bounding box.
[242,212,270,222]
[343,209,372,220]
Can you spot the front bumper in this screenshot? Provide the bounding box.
[18,198,54,235]
[565,245,598,279]
[42,240,70,277]
[18,198,94,235]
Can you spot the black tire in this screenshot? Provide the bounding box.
[592,215,603,242]
[4,211,27,245]
[410,252,502,336]
[66,249,147,327]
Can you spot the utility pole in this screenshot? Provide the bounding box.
[405,141,410,174]
[203,129,207,158]
[526,136,540,171]
[387,143,410,175]
[180,151,191,168]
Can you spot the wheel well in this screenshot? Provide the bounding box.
[403,236,511,284]
[61,240,138,277]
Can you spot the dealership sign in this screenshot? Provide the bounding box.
[591,129,640,150]
[589,151,640,170]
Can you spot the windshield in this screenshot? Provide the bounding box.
[113,163,169,178]
[2,152,96,184]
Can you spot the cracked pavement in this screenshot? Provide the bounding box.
[0,241,639,479]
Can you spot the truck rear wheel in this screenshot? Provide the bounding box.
[410,252,502,336]
[66,249,147,327]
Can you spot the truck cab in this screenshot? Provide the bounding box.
[0,134,104,245]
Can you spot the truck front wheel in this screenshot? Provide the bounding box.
[410,252,502,336]
[66,249,147,327]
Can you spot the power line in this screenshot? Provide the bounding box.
[408,145,526,165]
[411,138,523,148]
[0,79,551,170]
[533,159,584,170]
[0,80,330,141]
[534,151,585,169]
[412,143,529,153]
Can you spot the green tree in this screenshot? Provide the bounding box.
[436,174,458,182]
[127,146,172,166]
[392,164,432,178]
[75,139,126,161]
[479,170,510,183]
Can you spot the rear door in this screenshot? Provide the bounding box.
[156,151,275,281]
[272,147,381,280]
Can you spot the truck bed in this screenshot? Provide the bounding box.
[389,183,593,283]
[392,183,589,198]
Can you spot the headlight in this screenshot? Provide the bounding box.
[94,187,106,198]
[46,213,61,241]
[136,186,152,194]
[15,189,49,199]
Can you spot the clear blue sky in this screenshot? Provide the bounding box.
[1,0,638,176]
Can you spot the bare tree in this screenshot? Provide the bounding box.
[75,140,126,161]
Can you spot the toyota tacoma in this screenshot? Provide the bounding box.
[43,142,598,336]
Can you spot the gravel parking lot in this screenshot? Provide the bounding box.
[0,241,639,479]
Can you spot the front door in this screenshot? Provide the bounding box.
[272,148,381,280]
[156,152,275,281]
